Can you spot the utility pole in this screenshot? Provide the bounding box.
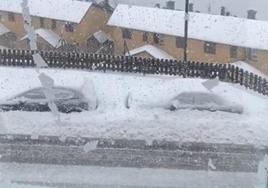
[183,0,189,62]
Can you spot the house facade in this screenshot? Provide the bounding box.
[0,0,113,50]
[108,4,268,75]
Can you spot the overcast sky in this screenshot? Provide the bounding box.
[113,0,268,21]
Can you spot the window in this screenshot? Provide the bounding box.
[122,29,132,39]
[65,22,74,32]
[51,20,57,30]
[230,46,238,58]
[204,42,216,54]
[153,33,160,44]
[176,36,185,48]
[40,17,44,27]
[246,48,258,61]
[8,13,15,22]
[142,32,148,42]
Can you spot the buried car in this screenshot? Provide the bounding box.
[168,92,244,114]
[0,87,90,113]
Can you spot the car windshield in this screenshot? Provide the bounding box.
[0,0,268,188]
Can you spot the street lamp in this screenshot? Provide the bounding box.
[183,0,189,62]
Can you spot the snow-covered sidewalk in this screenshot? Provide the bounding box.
[0,67,268,147]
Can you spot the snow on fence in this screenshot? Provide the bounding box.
[0,48,267,96]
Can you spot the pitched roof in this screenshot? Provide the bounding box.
[93,30,112,44]
[0,0,92,23]
[0,23,10,36]
[127,45,174,59]
[108,4,268,51]
[21,29,63,48]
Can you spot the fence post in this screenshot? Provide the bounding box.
[239,68,244,86]
[244,71,249,89]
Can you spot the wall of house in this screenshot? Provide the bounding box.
[59,6,111,47]
[109,26,248,64]
[0,5,111,48]
[0,11,25,38]
[247,50,268,75]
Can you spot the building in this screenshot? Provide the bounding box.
[0,0,113,50]
[127,45,174,59]
[0,23,17,48]
[108,4,268,74]
[18,28,76,51]
[87,30,114,54]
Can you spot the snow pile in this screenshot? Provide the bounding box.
[169,92,243,114]
[0,67,268,147]
[232,61,267,78]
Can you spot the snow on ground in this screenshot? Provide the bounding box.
[0,163,262,188]
[0,67,268,147]
[232,61,267,78]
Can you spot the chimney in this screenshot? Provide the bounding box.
[166,1,175,10]
[155,3,160,8]
[220,6,226,16]
[226,11,230,16]
[247,10,257,19]
[189,3,194,12]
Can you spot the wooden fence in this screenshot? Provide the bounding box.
[0,49,267,96]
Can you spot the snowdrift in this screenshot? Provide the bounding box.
[0,67,268,147]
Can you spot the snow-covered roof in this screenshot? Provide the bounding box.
[108,4,268,51]
[127,45,174,59]
[0,0,92,23]
[0,23,10,36]
[21,29,62,48]
[93,30,112,44]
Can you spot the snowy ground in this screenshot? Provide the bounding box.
[0,67,268,147]
[0,163,264,188]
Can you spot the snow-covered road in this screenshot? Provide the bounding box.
[0,67,268,147]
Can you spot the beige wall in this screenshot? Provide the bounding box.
[0,5,111,48]
[109,26,250,64]
[247,50,268,75]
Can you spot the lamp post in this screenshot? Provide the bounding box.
[184,0,189,62]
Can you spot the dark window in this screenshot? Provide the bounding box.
[204,42,216,54]
[153,33,160,44]
[8,13,15,22]
[230,46,238,58]
[65,22,74,32]
[246,48,258,61]
[176,36,185,48]
[122,29,132,39]
[143,32,148,42]
[51,20,57,30]
[40,17,44,27]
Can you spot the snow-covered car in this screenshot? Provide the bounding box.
[0,87,89,113]
[168,92,243,114]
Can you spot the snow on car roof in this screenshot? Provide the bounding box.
[0,23,10,36]
[127,45,174,59]
[20,29,62,48]
[0,0,92,23]
[108,4,268,51]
